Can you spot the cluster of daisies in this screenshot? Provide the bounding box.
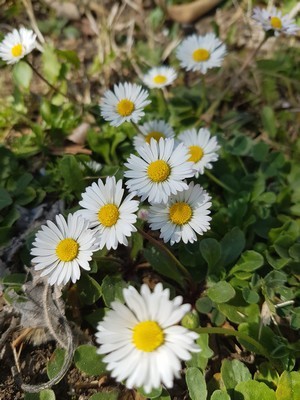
[1,5,299,394]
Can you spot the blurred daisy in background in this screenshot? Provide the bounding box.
[0,27,36,64]
[178,128,220,177]
[100,82,151,127]
[31,214,98,286]
[124,138,194,203]
[143,66,177,89]
[133,119,175,150]
[176,33,226,74]
[96,283,200,393]
[148,182,211,245]
[77,176,139,250]
[252,7,299,36]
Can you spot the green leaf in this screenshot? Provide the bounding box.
[276,371,300,400]
[143,246,185,287]
[2,273,26,287]
[59,155,84,195]
[24,390,56,400]
[186,367,207,400]
[254,362,278,388]
[289,243,300,260]
[137,386,162,398]
[220,228,245,267]
[261,106,277,138]
[207,281,236,304]
[85,309,105,329]
[211,391,231,400]
[200,238,221,269]
[47,348,66,380]
[56,49,80,68]
[101,275,127,307]
[0,188,12,210]
[218,303,259,325]
[42,44,61,83]
[230,251,264,275]
[186,334,214,371]
[88,391,119,400]
[13,60,33,89]
[234,380,276,400]
[156,389,171,400]
[221,359,251,390]
[13,172,33,195]
[74,344,106,376]
[196,297,213,314]
[252,142,269,162]
[242,287,260,304]
[77,274,102,305]
[264,270,287,289]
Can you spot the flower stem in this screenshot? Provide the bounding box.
[131,121,144,136]
[25,59,72,101]
[205,170,235,194]
[237,35,268,76]
[137,226,192,283]
[195,326,272,363]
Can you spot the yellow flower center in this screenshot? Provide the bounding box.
[153,75,167,85]
[270,16,282,29]
[56,238,79,262]
[189,145,204,162]
[116,99,135,117]
[11,43,23,58]
[147,160,170,182]
[192,48,210,62]
[132,321,164,352]
[98,204,119,227]
[169,202,192,225]
[145,131,165,144]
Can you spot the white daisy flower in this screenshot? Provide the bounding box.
[100,82,151,127]
[77,176,139,250]
[31,214,98,286]
[0,27,36,65]
[124,138,195,204]
[148,181,212,245]
[96,283,200,393]
[178,128,220,177]
[252,7,299,36]
[176,33,226,74]
[133,119,175,150]
[143,66,177,89]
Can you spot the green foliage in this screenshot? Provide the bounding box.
[276,371,300,400]
[207,281,236,303]
[186,368,207,400]
[234,380,276,400]
[88,392,119,400]
[47,348,66,380]
[74,345,106,376]
[24,390,56,400]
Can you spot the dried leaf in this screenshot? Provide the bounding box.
[167,0,223,23]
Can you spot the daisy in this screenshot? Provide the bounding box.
[133,119,175,150]
[100,82,151,127]
[148,182,211,245]
[176,33,226,74]
[77,176,139,250]
[252,7,299,36]
[143,66,177,89]
[0,27,36,65]
[178,128,220,177]
[31,213,98,286]
[96,283,200,393]
[124,138,195,204]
